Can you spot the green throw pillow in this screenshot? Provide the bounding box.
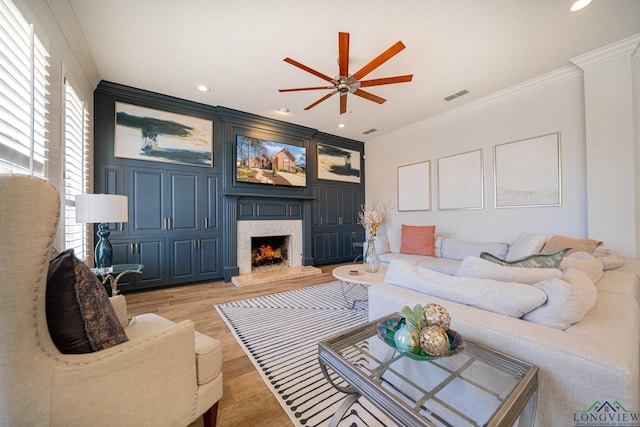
[480,247,571,269]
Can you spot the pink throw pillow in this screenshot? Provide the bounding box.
[400,225,436,256]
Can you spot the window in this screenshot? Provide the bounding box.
[63,80,89,259]
[0,0,50,176]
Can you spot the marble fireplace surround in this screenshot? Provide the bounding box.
[237,219,303,275]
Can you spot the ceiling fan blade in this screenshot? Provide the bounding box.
[340,94,347,114]
[284,57,334,82]
[352,41,406,81]
[338,32,349,78]
[279,85,334,92]
[304,91,336,110]
[353,89,386,104]
[359,74,413,88]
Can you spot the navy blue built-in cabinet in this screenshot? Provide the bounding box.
[94,81,364,290]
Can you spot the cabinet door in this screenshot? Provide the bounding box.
[130,168,165,234]
[135,239,166,289]
[339,228,365,261]
[108,238,165,290]
[169,237,197,284]
[198,236,220,279]
[319,185,340,226]
[339,186,360,226]
[169,172,199,232]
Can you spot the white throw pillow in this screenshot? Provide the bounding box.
[560,252,604,283]
[384,259,547,318]
[592,247,625,270]
[523,268,598,330]
[456,256,562,285]
[506,231,547,261]
[441,238,509,261]
[373,235,391,254]
[387,228,402,254]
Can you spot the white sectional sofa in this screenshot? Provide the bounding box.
[367,229,640,427]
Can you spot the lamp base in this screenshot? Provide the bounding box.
[95,223,113,268]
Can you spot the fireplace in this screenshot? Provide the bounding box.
[237,219,303,275]
[251,235,289,270]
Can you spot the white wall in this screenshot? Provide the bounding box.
[366,36,640,256]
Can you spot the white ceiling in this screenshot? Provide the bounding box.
[65,0,640,142]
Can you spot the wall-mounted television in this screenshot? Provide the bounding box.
[236,135,307,187]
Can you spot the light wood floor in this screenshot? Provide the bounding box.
[124,263,351,427]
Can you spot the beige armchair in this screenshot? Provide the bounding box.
[0,175,222,426]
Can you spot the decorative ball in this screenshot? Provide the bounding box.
[419,325,451,357]
[423,303,451,331]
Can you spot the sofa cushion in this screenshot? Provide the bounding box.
[384,259,547,317]
[441,238,509,261]
[456,256,562,284]
[523,268,598,330]
[595,270,639,300]
[560,252,604,283]
[506,231,547,261]
[400,224,436,256]
[46,250,128,353]
[379,252,432,266]
[480,247,570,268]
[543,234,603,255]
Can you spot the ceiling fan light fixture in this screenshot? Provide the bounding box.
[570,0,592,12]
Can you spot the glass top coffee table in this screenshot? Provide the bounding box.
[318,313,538,427]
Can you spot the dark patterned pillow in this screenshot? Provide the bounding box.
[480,247,571,269]
[46,250,128,353]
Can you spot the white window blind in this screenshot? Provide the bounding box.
[0,0,50,177]
[64,80,89,259]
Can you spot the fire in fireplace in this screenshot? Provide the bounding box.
[251,235,289,269]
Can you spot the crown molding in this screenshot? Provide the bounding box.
[385,65,582,137]
[46,0,101,87]
[571,33,640,70]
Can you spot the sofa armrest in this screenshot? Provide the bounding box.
[109,294,128,328]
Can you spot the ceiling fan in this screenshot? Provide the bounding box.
[279,32,413,114]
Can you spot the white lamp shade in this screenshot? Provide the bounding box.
[75,194,129,224]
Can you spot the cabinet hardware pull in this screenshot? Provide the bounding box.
[130,243,134,254]
[136,243,140,253]
[168,217,172,230]
[198,240,201,250]
[320,217,323,226]
[194,240,198,250]
[204,217,209,229]
[119,222,124,232]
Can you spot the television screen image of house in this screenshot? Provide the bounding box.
[236,135,307,187]
[114,102,213,167]
[317,143,361,183]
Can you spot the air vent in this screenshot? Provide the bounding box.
[444,89,469,102]
[362,128,378,135]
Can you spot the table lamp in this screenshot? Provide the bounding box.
[75,194,128,268]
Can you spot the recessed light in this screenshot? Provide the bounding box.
[278,107,290,113]
[338,123,346,128]
[197,84,210,92]
[570,0,592,12]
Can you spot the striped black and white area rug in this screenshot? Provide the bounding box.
[215,281,394,427]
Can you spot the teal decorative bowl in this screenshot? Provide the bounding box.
[376,314,464,361]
